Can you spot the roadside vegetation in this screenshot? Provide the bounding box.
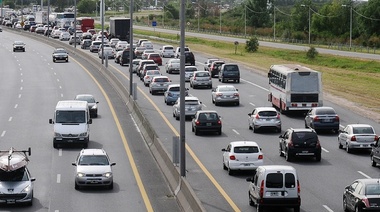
[134,29,380,115]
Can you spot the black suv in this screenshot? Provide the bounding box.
[184,51,195,66]
[370,137,380,167]
[279,128,321,162]
[218,64,240,83]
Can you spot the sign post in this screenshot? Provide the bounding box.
[152,20,156,32]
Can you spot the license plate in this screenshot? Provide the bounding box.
[302,151,308,153]
[270,192,279,196]
[7,199,15,204]
[206,123,212,126]
[68,140,73,142]
[244,164,251,166]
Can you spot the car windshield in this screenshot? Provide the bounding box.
[170,59,180,64]
[0,168,29,181]
[147,71,160,75]
[353,127,374,134]
[196,72,209,77]
[365,184,380,195]
[56,111,86,123]
[234,146,259,153]
[76,96,95,103]
[78,155,109,165]
[146,65,159,70]
[198,113,218,121]
[169,87,180,92]
[224,65,239,72]
[14,41,24,45]
[55,49,67,53]
[185,68,197,72]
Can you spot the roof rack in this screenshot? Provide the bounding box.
[0,147,31,172]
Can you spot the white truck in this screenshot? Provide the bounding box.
[49,100,92,148]
[35,11,48,25]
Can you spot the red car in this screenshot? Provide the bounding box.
[147,53,162,66]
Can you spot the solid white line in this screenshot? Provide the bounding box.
[323,205,334,212]
[1,131,5,137]
[241,79,269,92]
[232,129,240,135]
[358,171,371,179]
[20,87,23,90]
[61,94,63,98]
[14,104,18,109]
[58,149,62,157]
[322,147,329,153]
[8,117,12,122]
[18,94,21,98]
[249,102,255,107]
[56,174,61,183]
[130,114,141,133]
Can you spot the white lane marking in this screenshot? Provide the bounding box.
[57,79,60,82]
[322,147,329,153]
[202,103,207,108]
[20,79,23,83]
[323,205,334,212]
[55,210,59,212]
[14,104,18,109]
[249,102,255,107]
[232,129,240,135]
[241,79,269,92]
[20,68,22,71]
[20,87,23,90]
[59,149,62,156]
[59,86,62,89]
[358,171,371,179]
[54,72,57,75]
[1,131,5,137]
[130,114,141,133]
[8,117,12,122]
[56,174,61,183]
[18,94,21,98]
[61,93,63,98]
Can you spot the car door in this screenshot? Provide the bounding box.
[372,139,380,163]
[222,144,231,167]
[248,109,257,127]
[305,109,313,127]
[280,131,290,152]
[339,126,350,145]
[345,181,358,210]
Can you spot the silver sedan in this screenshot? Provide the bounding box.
[211,85,239,106]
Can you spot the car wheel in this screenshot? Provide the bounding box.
[175,114,179,120]
[276,127,281,133]
[237,79,240,83]
[346,143,352,153]
[228,166,234,175]
[83,143,88,148]
[257,204,264,212]
[109,182,113,190]
[53,58,56,63]
[343,197,349,212]
[215,101,219,106]
[218,129,222,135]
[248,192,254,206]
[223,161,227,170]
[279,146,284,157]
[315,153,321,162]
[53,143,58,148]
[371,156,377,167]
[253,126,258,133]
[285,150,292,161]
[75,182,80,190]
[355,205,363,212]
[294,206,300,212]
[339,141,343,149]
[192,125,194,132]
[194,128,199,135]
[304,121,308,128]
[222,78,225,83]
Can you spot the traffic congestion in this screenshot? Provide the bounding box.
[1,15,380,212]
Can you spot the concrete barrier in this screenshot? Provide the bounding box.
[5,27,206,212]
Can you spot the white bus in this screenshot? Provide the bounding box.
[268,64,323,113]
[51,12,75,28]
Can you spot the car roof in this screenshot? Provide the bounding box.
[258,165,297,172]
[75,94,94,98]
[229,141,259,147]
[216,85,236,89]
[197,110,218,114]
[312,106,335,110]
[255,107,278,112]
[181,96,200,101]
[289,128,316,133]
[168,84,180,88]
[153,76,169,79]
[354,178,380,184]
[80,149,107,156]
[347,124,373,128]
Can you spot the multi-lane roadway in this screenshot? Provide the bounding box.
[2,27,380,212]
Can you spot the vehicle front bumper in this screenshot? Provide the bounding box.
[0,192,33,205]
[75,176,113,187]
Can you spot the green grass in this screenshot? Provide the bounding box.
[135,29,380,114]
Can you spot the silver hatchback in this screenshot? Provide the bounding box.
[190,71,212,89]
[248,107,281,133]
[149,76,171,95]
[72,149,116,190]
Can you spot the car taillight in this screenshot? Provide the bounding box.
[193,76,196,80]
[216,93,223,96]
[229,155,236,160]
[335,115,340,121]
[145,76,150,79]
[233,93,239,97]
[255,114,260,119]
[258,155,263,160]
[277,114,280,119]
[209,76,212,80]
[195,121,200,125]
[313,116,319,122]
[217,120,222,125]
[168,92,173,97]
[288,139,293,147]
[316,140,321,148]
[375,135,379,141]
[297,180,301,196]
[362,197,370,207]
[259,180,264,199]
[351,136,357,141]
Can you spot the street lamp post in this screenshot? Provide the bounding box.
[219,2,221,34]
[342,4,352,49]
[273,6,276,41]
[197,4,200,32]
[74,0,77,48]
[244,4,246,38]
[301,4,311,45]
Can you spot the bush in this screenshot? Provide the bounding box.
[245,37,259,53]
[306,46,318,59]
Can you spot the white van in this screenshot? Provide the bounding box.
[49,100,92,148]
[140,41,153,49]
[246,165,301,212]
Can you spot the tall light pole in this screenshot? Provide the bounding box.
[301,4,311,45]
[74,0,77,48]
[219,1,221,34]
[197,3,200,32]
[244,4,246,38]
[129,0,134,95]
[342,4,352,49]
[273,5,276,41]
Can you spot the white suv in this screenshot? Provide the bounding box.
[160,45,175,58]
[72,149,116,190]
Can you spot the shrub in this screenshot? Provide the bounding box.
[245,37,259,53]
[306,46,318,59]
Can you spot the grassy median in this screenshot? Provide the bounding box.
[133,29,380,115]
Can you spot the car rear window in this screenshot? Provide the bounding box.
[219,87,236,92]
[285,173,296,188]
[169,87,180,92]
[185,100,200,105]
[164,47,174,50]
[266,173,283,188]
[224,65,239,72]
[198,113,218,121]
[353,127,374,134]
[292,132,318,144]
[154,78,169,82]
[234,146,259,153]
[316,108,336,115]
[196,72,210,77]
[185,68,197,72]
[365,184,380,195]
[258,111,277,117]
[146,65,159,70]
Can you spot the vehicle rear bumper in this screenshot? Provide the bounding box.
[260,197,300,207]
[288,148,321,157]
[229,161,263,170]
[313,122,339,130]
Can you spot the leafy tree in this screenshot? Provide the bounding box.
[3,0,15,9]
[245,0,271,28]
[245,36,259,52]
[358,0,380,36]
[77,0,96,14]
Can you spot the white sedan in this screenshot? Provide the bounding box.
[221,141,264,175]
[338,124,378,153]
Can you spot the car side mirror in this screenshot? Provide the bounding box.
[111,162,116,166]
[72,162,77,166]
[246,177,253,182]
[236,89,238,91]
[221,148,226,152]
[49,119,54,124]
[30,178,36,182]
[279,135,283,138]
[248,113,252,116]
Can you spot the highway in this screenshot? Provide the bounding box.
[2,27,380,212]
[0,29,180,212]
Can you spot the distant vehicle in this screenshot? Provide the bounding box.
[68,36,81,45]
[370,137,380,167]
[163,84,188,105]
[59,31,71,41]
[115,41,128,51]
[175,46,190,58]
[80,39,92,49]
[184,51,195,66]
[114,50,123,64]
[222,141,264,175]
[172,96,202,120]
[147,53,162,66]
[184,66,198,82]
[141,49,155,60]
[218,63,240,83]
[191,110,222,135]
[134,46,146,58]
[136,39,148,47]
[137,59,155,77]
[165,58,180,74]
[109,17,130,41]
[81,32,93,40]
[140,41,153,50]
[131,59,142,73]
[190,71,212,89]
[204,58,219,71]
[143,70,161,86]
[279,128,321,162]
[343,178,380,212]
[338,124,378,153]
[52,48,69,63]
[149,76,171,95]
[140,64,160,81]
[209,60,225,77]
[120,48,136,66]
[248,107,281,133]
[90,41,102,52]
[211,85,240,106]
[109,38,120,48]
[87,29,96,35]
[304,106,340,133]
[72,149,115,190]
[13,41,26,52]
[98,46,114,59]
[0,147,35,206]
[74,94,99,118]
[268,64,323,114]
[74,17,94,33]
[160,45,175,58]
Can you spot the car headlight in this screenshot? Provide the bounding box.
[54,132,62,137]
[91,105,97,109]
[22,184,32,193]
[79,132,88,136]
[103,172,112,178]
[77,172,85,177]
